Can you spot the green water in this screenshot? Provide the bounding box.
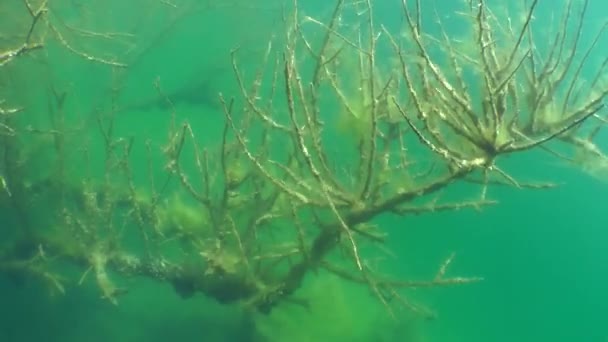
[1,0,607,341]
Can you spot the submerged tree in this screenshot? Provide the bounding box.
[0,0,606,329]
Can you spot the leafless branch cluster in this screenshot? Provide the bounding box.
[0,0,605,323]
[389,0,608,192]
[214,0,606,314]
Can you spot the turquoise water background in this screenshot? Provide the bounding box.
[1,0,607,341]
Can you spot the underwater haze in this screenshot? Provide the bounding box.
[1,0,607,341]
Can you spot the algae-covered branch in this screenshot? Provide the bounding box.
[0,0,606,321]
